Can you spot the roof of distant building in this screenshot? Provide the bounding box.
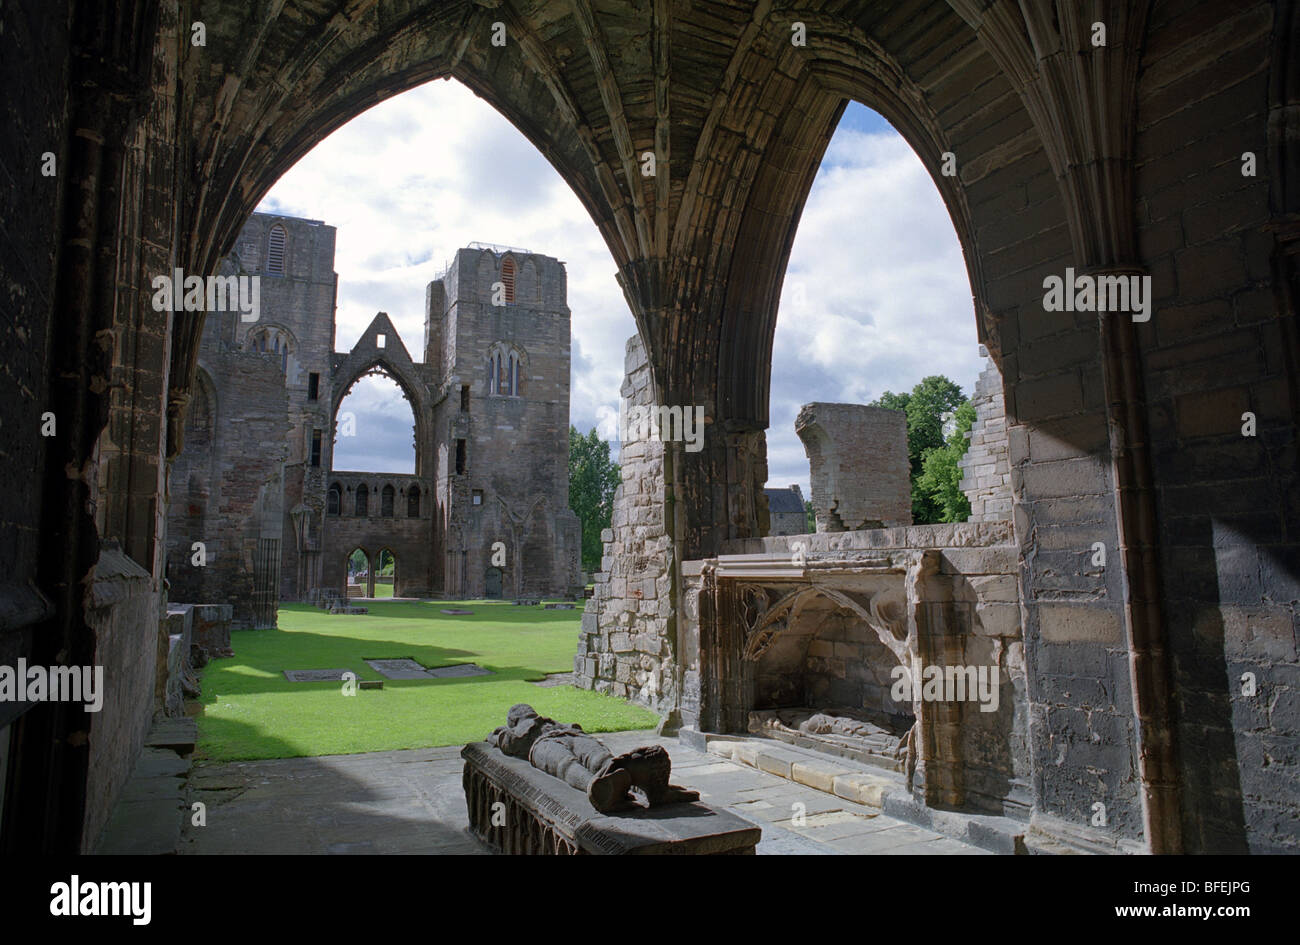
[764,486,805,514]
[251,210,326,225]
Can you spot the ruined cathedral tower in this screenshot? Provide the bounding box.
[164,215,580,625]
[424,245,581,600]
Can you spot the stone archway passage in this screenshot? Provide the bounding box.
[375,549,396,598]
[345,548,372,599]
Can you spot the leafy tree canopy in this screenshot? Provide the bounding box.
[568,426,621,573]
[870,375,970,524]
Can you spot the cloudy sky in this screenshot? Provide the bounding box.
[259,78,982,491]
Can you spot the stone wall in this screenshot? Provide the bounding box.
[0,0,63,701]
[573,335,675,710]
[84,542,158,853]
[165,350,290,628]
[322,470,435,597]
[1131,2,1299,854]
[190,604,233,660]
[958,353,1012,522]
[796,403,911,531]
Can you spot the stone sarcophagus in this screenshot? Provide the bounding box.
[460,742,760,854]
[461,704,760,854]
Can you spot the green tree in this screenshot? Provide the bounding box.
[870,375,968,524]
[568,425,621,573]
[804,499,816,533]
[916,399,976,523]
[348,548,367,575]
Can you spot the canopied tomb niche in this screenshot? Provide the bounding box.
[728,578,917,774]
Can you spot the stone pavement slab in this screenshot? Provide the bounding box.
[177,730,989,855]
[427,663,493,678]
[364,658,432,679]
[283,669,351,682]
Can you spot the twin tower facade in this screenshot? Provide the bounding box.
[165,212,580,626]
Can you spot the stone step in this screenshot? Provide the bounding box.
[144,717,198,753]
[94,740,192,855]
[707,737,898,809]
[706,735,1028,854]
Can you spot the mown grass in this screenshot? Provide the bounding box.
[195,600,657,761]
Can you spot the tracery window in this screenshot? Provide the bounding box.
[249,327,292,373]
[485,344,523,397]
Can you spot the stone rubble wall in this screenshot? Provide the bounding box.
[958,355,1012,522]
[573,335,675,711]
[796,403,911,530]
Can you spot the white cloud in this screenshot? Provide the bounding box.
[260,87,983,501]
[332,375,416,474]
[768,120,984,497]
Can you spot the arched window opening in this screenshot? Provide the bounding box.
[327,483,341,515]
[772,101,981,529]
[407,484,420,518]
[249,327,292,373]
[381,484,395,517]
[267,224,287,275]
[331,371,417,474]
[501,256,516,303]
[346,548,368,596]
[355,484,369,516]
[188,380,214,451]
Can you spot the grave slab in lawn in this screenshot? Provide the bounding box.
[283,669,352,682]
[364,658,433,679]
[440,608,474,615]
[427,663,493,678]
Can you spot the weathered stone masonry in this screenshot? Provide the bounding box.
[958,354,1013,523]
[164,222,582,621]
[575,336,675,710]
[2,0,1298,856]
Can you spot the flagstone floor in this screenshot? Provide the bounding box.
[178,731,988,855]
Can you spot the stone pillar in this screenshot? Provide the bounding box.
[574,335,676,711]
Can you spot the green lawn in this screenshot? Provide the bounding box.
[195,600,658,761]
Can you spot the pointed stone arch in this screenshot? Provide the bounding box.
[330,314,429,475]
